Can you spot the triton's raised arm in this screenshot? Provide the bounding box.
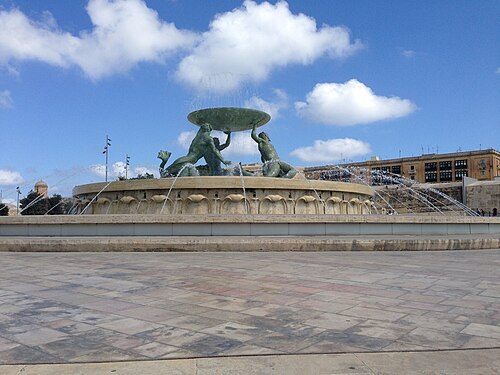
[219,131,231,151]
[251,123,261,143]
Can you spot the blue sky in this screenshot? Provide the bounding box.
[0,0,498,200]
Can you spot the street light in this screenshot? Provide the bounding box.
[16,186,21,215]
[102,135,112,182]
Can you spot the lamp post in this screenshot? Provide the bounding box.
[16,186,21,215]
[103,135,112,182]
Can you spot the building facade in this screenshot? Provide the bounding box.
[305,149,500,184]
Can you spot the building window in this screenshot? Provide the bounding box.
[425,162,437,171]
[391,166,401,175]
[381,166,390,173]
[455,159,467,169]
[439,171,452,182]
[410,165,415,171]
[425,172,437,182]
[439,161,452,170]
[455,170,468,181]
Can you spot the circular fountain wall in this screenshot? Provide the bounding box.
[72,177,374,215]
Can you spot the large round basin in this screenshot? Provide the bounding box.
[187,107,271,132]
[73,177,374,215]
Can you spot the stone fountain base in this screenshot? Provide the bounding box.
[72,176,374,215]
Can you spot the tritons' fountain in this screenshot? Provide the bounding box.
[72,108,374,215]
[2,107,498,252]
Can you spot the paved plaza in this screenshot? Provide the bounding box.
[0,250,499,370]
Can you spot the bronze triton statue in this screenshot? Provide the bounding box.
[251,123,297,179]
[158,123,231,177]
[204,131,231,176]
[158,107,296,178]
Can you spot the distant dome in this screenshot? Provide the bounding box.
[35,180,48,188]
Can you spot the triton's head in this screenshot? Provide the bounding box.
[258,132,270,141]
[200,123,212,132]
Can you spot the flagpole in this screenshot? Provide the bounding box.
[105,136,108,182]
[103,135,112,182]
[125,154,130,180]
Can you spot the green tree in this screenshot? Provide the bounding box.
[47,194,64,215]
[0,203,9,216]
[20,192,64,215]
[132,172,154,180]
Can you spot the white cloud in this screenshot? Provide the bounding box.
[0,169,24,185]
[402,49,416,58]
[0,197,16,205]
[0,0,197,80]
[112,161,126,177]
[177,130,196,149]
[89,164,106,178]
[0,8,78,67]
[89,163,158,178]
[176,0,362,93]
[244,89,288,118]
[290,138,371,163]
[221,131,259,157]
[111,162,157,178]
[295,79,416,126]
[133,166,158,177]
[0,90,13,108]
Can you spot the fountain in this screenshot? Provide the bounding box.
[72,108,374,215]
[1,107,498,252]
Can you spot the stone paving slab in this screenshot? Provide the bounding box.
[1,349,500,374]
[0,251,499,365]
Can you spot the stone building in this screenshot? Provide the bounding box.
[465,180,500,215]
[34,180,48,198]
[305,149,500,184]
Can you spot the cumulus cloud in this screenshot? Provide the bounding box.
[0,90,13,108]
[244,89,288,118]
[112,161,126,177]
[177,130,258,157]
[89,164,106,178]
[176,0,362,93]
[133,166,158,177]
[295,79,416,126]
[0,169,24,185]
[222,131,259,157]
[290,138,371,163]
[0,0,197,80]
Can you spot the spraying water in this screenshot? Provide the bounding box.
[318,165,477,216]
[333,165,397,213]
[237,163,249,214]
[294,169,326,212]
[80,181,113,215]
[160,163,192,214]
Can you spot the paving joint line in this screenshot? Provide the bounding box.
[2,346,500,366]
